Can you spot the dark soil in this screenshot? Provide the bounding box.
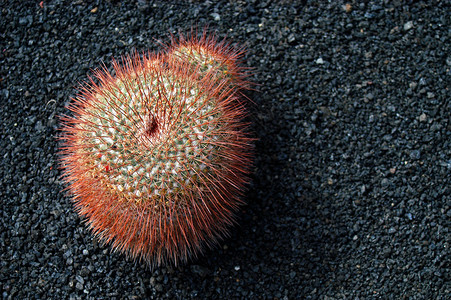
[1,1,449,299]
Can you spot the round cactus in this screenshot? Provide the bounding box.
[59,34,253,266]
[166,31,251,91]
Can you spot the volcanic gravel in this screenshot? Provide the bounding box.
[1,0,449,299]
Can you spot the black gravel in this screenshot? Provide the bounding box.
[1,1,449,299]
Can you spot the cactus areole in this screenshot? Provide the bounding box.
[58,32,253,267]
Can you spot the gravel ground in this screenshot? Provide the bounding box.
[0,0,449,299]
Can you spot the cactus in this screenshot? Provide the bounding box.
[59,33,253,267]
[166,31,251,91]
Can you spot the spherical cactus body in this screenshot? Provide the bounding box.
[59,33,253,267]
[166,32,250,91]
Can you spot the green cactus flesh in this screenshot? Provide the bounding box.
[76,70,227,205]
